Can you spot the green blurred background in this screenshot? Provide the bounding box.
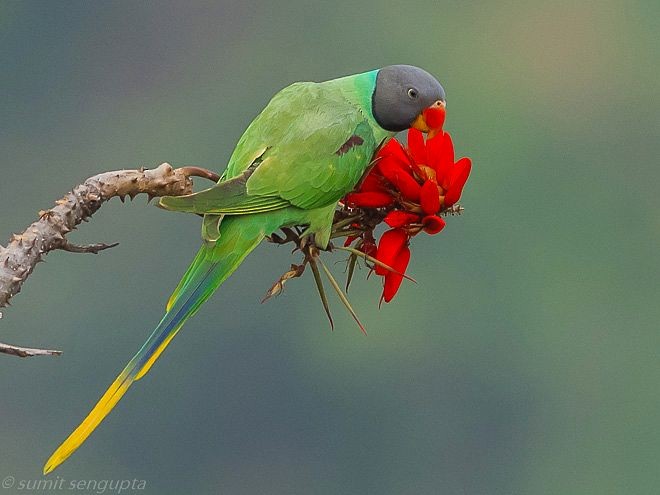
[1,1,658,493]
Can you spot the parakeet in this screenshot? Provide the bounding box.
[44,65,446,474]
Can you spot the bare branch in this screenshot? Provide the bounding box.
[0,163,217,357]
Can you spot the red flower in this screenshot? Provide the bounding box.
[382,242,410,303]
[341,126,471,302]
[374,228,411,303]
[377,151,421,201]
[374,228,408,276]
[444,158,471,207]
[422,215,446,235]
[406,129,472,207]
[420,180,441,215]
[384,210,420,228]
[344,191,394,208]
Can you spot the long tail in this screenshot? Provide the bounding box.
[43,216,266,474]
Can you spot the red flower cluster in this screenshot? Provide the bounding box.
[343,128,471,303]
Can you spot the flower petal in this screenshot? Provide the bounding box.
[358,170,389,192]
[422,215,446,235]
[344,191,395,208]
[376,138,410,167]
[382,245,411,302]
[420,180,441,215]
[425,131,444,170]
[407,128,427,165]
[375,228,408,276]
[444,157,472,206]
[394,173,422,201]
[437,132,455,188]
[384,210,421,228]
[378,160,422,201]
[377,153,410,177]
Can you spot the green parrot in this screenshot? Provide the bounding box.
[44,65,446,474]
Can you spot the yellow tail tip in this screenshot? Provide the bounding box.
[43,458,59,475]
[43,442,77,475]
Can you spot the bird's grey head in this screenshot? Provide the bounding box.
[372,65,446,133]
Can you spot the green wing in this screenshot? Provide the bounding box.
[246,120,376,210]
[160,81,378,216]
[159,157,289,215]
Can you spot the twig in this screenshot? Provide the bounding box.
[60,241,120,254]
[330,229,363,240]
[0,163,218,357]
[334,246,417,283]
[0,341,62,358]
[318,258,367,335]
[261,263,306,302]
[331,215,361,232]
[441,204,464,216]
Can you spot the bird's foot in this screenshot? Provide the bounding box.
[266,227,300,246]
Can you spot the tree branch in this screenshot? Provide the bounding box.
[0,163,216,358]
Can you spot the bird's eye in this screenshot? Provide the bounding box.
[407,88,419,99]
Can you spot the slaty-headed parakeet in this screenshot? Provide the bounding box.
[44,65,446,473]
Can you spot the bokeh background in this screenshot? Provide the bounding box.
[1,1,659,494]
